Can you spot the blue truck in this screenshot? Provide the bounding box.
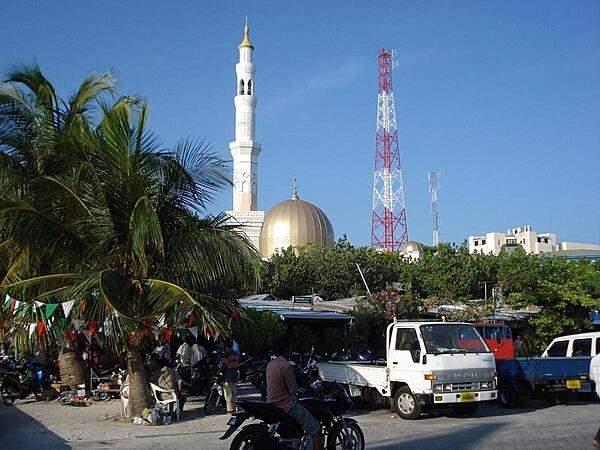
[474,323,592,407]
[496,356,591,407]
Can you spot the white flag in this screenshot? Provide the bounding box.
[28,323,36,338]
[189,326,198,338]
[62,300,75,318]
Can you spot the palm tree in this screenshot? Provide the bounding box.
[0,64,116,387]
[1,67,261,415]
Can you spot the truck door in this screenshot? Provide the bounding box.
[389,327,422,386]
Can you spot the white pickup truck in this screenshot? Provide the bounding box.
[319,320,498,419]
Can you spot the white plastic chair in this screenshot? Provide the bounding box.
[120,383,130,417]
[150,382,181,421]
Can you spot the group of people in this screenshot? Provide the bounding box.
[147,334,323,449]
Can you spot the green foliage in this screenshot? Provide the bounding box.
[231,309,285,358]
[499,253,599,348]
[349,286,424,351]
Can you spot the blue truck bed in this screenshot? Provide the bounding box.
[496,356,591,407]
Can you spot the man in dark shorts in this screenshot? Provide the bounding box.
[266,337,322,450]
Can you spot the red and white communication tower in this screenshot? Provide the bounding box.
[371,48,408,251]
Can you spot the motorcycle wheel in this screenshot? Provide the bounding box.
[327,420,365,450]
[229,424,271,450]
[203,389,220,415]
[1,384,16,406]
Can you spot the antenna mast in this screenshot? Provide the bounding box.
[428,171,440,246]
[371,48,408,251]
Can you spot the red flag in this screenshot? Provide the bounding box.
[89,320,99,335]
[187,313,196,327]
[9,299,15,314]
[163,327,173,343]
[37,321,46,336]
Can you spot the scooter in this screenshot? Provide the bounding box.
[203,369,226,415]
[0,358,47,405]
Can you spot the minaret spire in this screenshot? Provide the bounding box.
[227,18,264,252]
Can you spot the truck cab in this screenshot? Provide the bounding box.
[387,322,497,418]
[319,320,498,419]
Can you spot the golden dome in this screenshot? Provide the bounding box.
[259,185,334,258]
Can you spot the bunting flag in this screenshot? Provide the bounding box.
[103,319,112,336]
[158,313,166,326]
[189,326,198,338]
[9,300,16,314]
[187,312,196,327]
[28,323,36,338]
[45,303,59,320]
[72,320,81,331]
[62,300,75,318]
[162,327,173,343]
[82,330,92,343]
[89,320,99,335]
[12,300,21,314]
[35,301,44,308]
[37,321,46,336]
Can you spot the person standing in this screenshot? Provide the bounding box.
[176,337,192,367]
[266,337,322,450]
[590,352,600,448]
[222,339,240,415]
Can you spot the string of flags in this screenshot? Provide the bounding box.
[3,294,206,341]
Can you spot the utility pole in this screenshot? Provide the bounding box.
[428,171,440,246]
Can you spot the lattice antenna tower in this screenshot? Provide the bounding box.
[371,48,408,251]
[428,171,440,246]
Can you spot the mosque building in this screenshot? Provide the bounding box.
[226,19,334,258]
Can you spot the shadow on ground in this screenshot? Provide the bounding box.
[0,401,69,449]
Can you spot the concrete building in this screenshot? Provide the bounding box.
[468,224,600,255]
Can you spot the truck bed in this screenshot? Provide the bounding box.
[496,357,591,384]
[318,361,388,391]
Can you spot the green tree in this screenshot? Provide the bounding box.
[0,66,261,415]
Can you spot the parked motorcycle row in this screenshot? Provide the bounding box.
[0,355,56,405]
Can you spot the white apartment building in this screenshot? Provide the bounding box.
[468,225,599,255]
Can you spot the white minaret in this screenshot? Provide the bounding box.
[227,17,264,251]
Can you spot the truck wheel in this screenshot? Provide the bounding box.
[393,387,421,420]
[499,383,519,408]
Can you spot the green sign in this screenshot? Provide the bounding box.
[292,295,312,304]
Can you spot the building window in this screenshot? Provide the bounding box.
[239,80,245,95]
[482,239,486,245]
[248,79,252,95]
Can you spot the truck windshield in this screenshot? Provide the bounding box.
[420,324,490,354]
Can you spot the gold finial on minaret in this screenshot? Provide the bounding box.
[239,16,254,49]
[292,176,299,199]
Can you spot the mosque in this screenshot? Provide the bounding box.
[226,20,334,258]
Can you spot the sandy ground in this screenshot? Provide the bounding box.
[1,385,256,449]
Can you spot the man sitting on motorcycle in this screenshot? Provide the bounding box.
[266,337,322,450]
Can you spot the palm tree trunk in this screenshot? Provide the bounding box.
[59,346,88,391]
[126,348,153,417]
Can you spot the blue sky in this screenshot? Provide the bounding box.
[4,1,600,247]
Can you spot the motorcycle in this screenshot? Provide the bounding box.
[177,357,211,396]
[0,358,48,405]
[203,368,226,415]
[220,382,365,450]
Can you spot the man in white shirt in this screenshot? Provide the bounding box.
[176,339,192,367]
[590,352,600,448]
